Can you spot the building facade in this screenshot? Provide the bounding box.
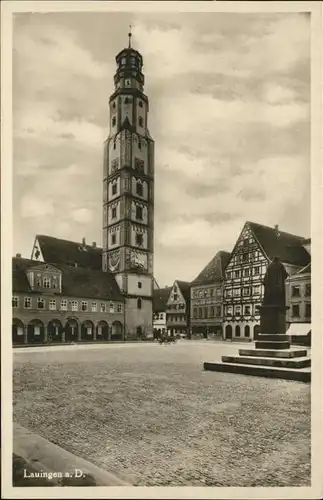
[12,257,125,345]
[190,251,230,339]
[286,263,311,343]
[166,281,190,337]
[223,222,311,342]
[102,36,154,339]
[153,286,172,337]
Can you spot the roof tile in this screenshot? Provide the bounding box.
[12,257,124,301]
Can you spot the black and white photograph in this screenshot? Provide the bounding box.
[1,1,322,498]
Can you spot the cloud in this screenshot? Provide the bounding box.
[12,12,310,286]
[20,196,55,218]
[71,208,93,224]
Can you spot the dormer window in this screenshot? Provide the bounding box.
[139,116,143,127]
[139,101,143,108]
[112,116,116,127]
[125,97,130,104]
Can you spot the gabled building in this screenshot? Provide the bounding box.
[12,256,125,345]
[223,221,310,342]
[286,262,311,343]
[31,235,102,270]
[190,250,231,339]
[31,233,159,340]
[166,280,191,337]
[153,286,172,337]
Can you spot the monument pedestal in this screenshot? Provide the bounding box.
[259,304,288,334]
[204,305,311,382]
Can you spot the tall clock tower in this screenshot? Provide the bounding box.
[102,31,154,339]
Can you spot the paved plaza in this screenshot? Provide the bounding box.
[13,341,310,486]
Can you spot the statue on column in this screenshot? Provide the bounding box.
[262,256,288,307]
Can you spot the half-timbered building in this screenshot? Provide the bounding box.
[223,221,311,342]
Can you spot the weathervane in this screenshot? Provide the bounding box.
[128,25,132,48]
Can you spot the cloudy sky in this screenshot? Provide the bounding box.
[12,10,310,287]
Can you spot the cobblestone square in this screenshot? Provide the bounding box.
[13,342,310,486]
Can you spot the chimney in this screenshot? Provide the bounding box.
[16,253,21,258]
[92,241,97,248]
[274,224,280,237]
[82,237,86,246]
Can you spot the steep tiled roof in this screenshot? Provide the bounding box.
[12,257,124,301]
[35,235,103,270]
[192,250,231,286]
[247,222,310,267]
[153,287,172,313]
[296,263,311,275]
[176,280,191,303]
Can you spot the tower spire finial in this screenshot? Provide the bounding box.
[128,25,132,48]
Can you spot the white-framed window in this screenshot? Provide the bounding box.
[97,326,102,336]
[233,288,240,297]
[60,300,68,311]
[226,306,233,316]
[254,304,261,315]
[86,326,92,335]
[37,298,45,309]
[244,305,251,315]
[242,287,251,297]
[235,305,241,316]
[253,285,261,295]
[110,302,114,313]
[91,302,97,312]
[12,296,19,308]
[49,299,56,310]
[71,301,78,312]
[292,286,301,297]
[117,304,122,313]
[226,289,233,297]
[24,297,32,309]
[81,301,88,312]
[100,303,106,313]
[43,276,51,288]
[243,268,250,277]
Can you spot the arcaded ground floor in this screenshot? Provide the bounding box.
[12,316,124,345]
[13,342,310,486]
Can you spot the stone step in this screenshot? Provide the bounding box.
[239,348,308,359]
[204,361,311,383]
[222,355,311,369]
[255,340,290,350]
[257,334,290,342]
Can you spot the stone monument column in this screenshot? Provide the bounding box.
[259,256,289,335]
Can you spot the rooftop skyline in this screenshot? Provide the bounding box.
[13,12,310,286]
